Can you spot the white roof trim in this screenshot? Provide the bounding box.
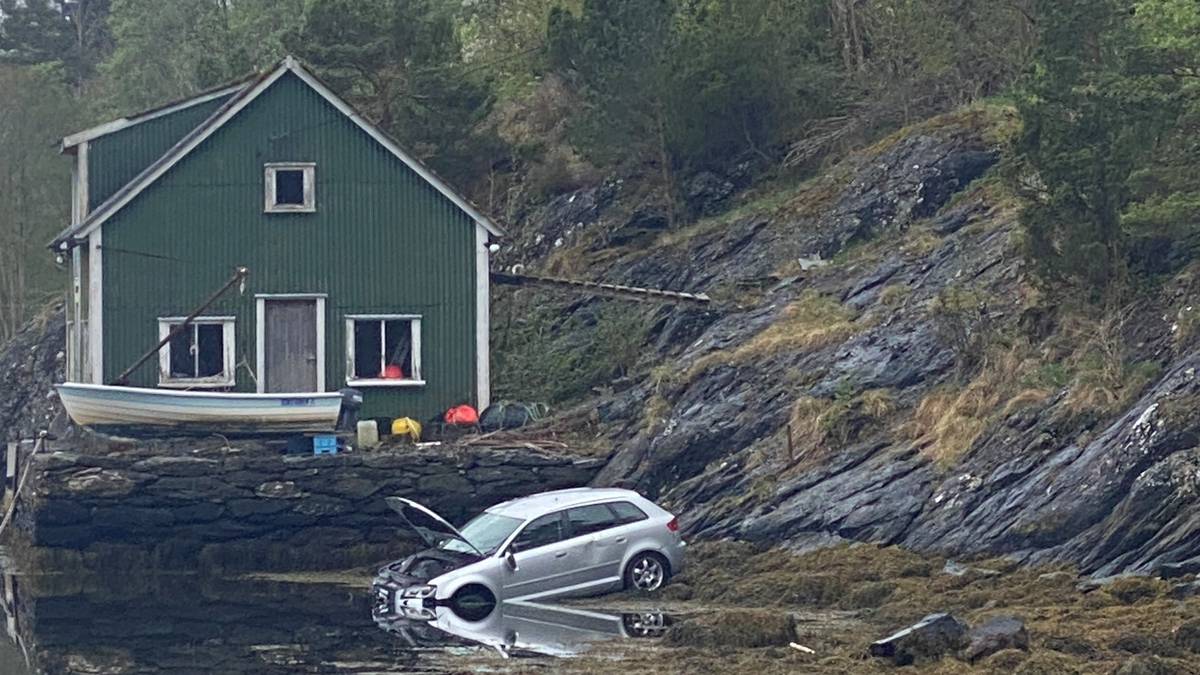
[285,61,503,237]
[61,83,246,150]
[70,56,503,240]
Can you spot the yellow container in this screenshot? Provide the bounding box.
[391,417,422,442]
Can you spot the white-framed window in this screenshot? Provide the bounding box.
[157,317,236,388]
[345,315,424,386]
[264,162,316,213]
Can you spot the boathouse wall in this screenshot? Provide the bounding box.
[95,72,483,421]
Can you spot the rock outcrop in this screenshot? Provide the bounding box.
[0,304,66,442]
[869,612,968,665]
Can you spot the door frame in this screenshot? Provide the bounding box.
[255,293,326,393]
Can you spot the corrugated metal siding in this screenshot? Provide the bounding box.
[88,94,236,211]
[100,73,479,420]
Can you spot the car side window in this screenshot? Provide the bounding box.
[567,504,621,537]
[609,501,649,525]
[510,512,563,552]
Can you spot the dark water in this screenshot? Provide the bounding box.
[0,565,672,674]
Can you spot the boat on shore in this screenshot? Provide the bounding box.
[55,383,361,435]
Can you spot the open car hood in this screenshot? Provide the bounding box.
[385,496,484,558]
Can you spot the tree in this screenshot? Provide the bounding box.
[1014,0,1200,291]
[96,0,238,113]
[459,0,581,97]
[669,0,838,168]
[288,0,500,184]
[551,0,841,219]
[94,0,303,115]
[0,0,111,92]
[1119,0,1200,269]
[0,65,74,341]
[549,0,681,223]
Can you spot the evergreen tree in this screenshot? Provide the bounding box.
[1015,0,1154,290]
[1015,0,1200,290]
[0,0,111,91]
[289,0,499,183]
[548,0,679,221]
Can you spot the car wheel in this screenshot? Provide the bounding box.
[624,551,670,593]
[449,584,496,622]
[622,612,672,638]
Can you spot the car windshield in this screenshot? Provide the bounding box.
[439,511,522,555]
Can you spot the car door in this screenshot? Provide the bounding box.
[565,504,626,590]
[500,511,576,600]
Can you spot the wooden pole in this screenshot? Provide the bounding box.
[3,442,15,509]
[111,267,249,386]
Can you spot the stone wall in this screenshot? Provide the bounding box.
[15,435,606,573]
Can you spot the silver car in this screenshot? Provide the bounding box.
[373,488,686,619]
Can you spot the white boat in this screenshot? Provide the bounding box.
[55,382,360,435]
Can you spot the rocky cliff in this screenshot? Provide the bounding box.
[499,105,1200,577]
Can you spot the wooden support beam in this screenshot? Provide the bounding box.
[492,272,711,306]
[111,267,249,385]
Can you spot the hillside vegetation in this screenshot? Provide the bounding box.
[5,0,1200,573]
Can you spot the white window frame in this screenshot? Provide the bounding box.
[157,317,237,388]
[264,162,316,213]
[345,314,424,387]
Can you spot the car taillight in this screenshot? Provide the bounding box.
[666,517,679,532]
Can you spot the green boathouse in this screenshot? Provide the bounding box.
[51,57,502,421]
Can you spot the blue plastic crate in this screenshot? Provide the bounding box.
[313,435,338,455]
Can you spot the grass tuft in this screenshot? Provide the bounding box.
[686,292,859,382]
[905,348,1049,467]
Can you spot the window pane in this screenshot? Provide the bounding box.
[383,320,413,379]
[512,513,563,552]
[196,324,225,377]
[167,325,195,378]
[353,320,382,378]
[567,505,620,537]
[609,501,649,525]
[451,512,523,556]
[274,169,305,205]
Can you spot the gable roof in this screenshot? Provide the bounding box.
[61,78,253,152]
[52,56,503,248]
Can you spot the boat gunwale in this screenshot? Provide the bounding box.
[55,382,347,402]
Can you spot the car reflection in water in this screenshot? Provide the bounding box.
[374,599,673,658]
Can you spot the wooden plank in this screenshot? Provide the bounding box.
[491,272,711,306]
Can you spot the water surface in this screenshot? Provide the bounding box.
[0,567,671,673]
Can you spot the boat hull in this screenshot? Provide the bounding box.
[55,383,346,435]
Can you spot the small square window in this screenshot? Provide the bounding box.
[158,318,236,387]
[345,315,424,386]
[264,163,315,213]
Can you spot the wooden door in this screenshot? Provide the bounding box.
[263,299,320,393]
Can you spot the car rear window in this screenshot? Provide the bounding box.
[511,512,563,551]
[609,501,649,525]
[567,504,621,536]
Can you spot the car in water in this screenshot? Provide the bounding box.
[373,488,686,620]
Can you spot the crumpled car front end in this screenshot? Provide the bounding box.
[372,548,479,621]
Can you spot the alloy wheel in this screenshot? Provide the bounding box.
[631,556,664,591]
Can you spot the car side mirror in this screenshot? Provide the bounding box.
[505,549,518,571]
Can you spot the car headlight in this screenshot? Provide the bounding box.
[401,584,438,599]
